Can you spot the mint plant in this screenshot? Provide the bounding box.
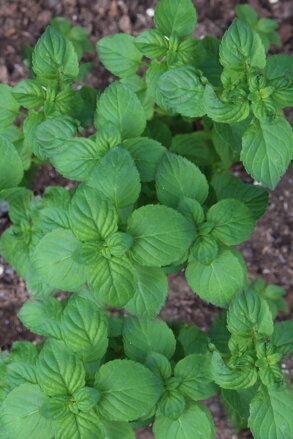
[0,24,95,191]
[1,290,292,439]
[0,0,292,438]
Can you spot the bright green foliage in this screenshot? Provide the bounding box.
[0,1,292,438]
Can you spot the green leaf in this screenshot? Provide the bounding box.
[178,325,209,355]
[144,352,172,381]
[249,386,293,439]
[69,185,118,241]
[122,137,166,182]
[125,265,168,318]
[210,311,230,353]
[175,354,217,400]
[154,402,215,439]
[256,18,278,34]
[212,352,257,390]
[154,0,197,38]
[61,295,108,362]
[33,228,86,292]
[156,152,209,207]
[171,131,218,167]
[97,34,142,78]
[204,85,250,123]
[51,138,102,181]
[159,389,186,420]
[241,117,293,189]
[135,29,168,58]
[95,359,163,421]
[207,199,254,245]
[227,288,274,338]
[159,67,205,118]
[36,115,77,157]
[12,80,46,108]
[1,384,54,439]
[0,135,24,189]
[0,226,32,279]
[221,387,257,431]
[0,84,19,128]
[198,36,222,87]
[95,82,146,138]
[265,54,293,80]
[272,321,293,357]
[236,4,258,27]
[192,235,218,265]
[127,205,195,267]
[18,298,62,338]
[55,411,104,439]
[89,256,136,307]
[211,172,268,220]
[23,111,46,160]
[32,26,79,80]
[219,19,266,70]
[123,317,176,362]
[211,120,248,166]
[101,419,135,439]
[186,247,247,307]
[144,119,172,148]
[37,339,85,396]
[87,147,141,209]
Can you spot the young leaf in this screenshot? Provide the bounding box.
[159,66,205,118]
[123,317,176,362]
[97,34,142,78]
[89,256,136,307]
[153,402,215,439]
[37,339,85,396]
[127,205,195,267]
[87,147,141,209]
[249,386,293,439]
[1,384,54,439]
[159,389,186,420]
[227,289,274,338]
[156,152,209,207]
[207,199,255,245]
[32,26,79,80]
[175,353,217,400]
[236,4,258,27]
[122,137,166,182]
[0,84,19,128]
[69,185,118,242]
[61,295,108,362]
[219,19,266,70]
[186,248,247,307]
[95,82,146,138]
[12,80,46,109]
[135,30,168,58]
[0,135,24,189]
[125,265,168,318]
[33,228,86,292]
[204,85,250,123]
[192,235,218,265]
[154,0,197,38]
[212,352,257,390]
[241,116,293,189]
[95,359,163,421]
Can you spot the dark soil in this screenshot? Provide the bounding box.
[0,1,292,438]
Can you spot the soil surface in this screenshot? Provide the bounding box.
[0,1,292,438]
